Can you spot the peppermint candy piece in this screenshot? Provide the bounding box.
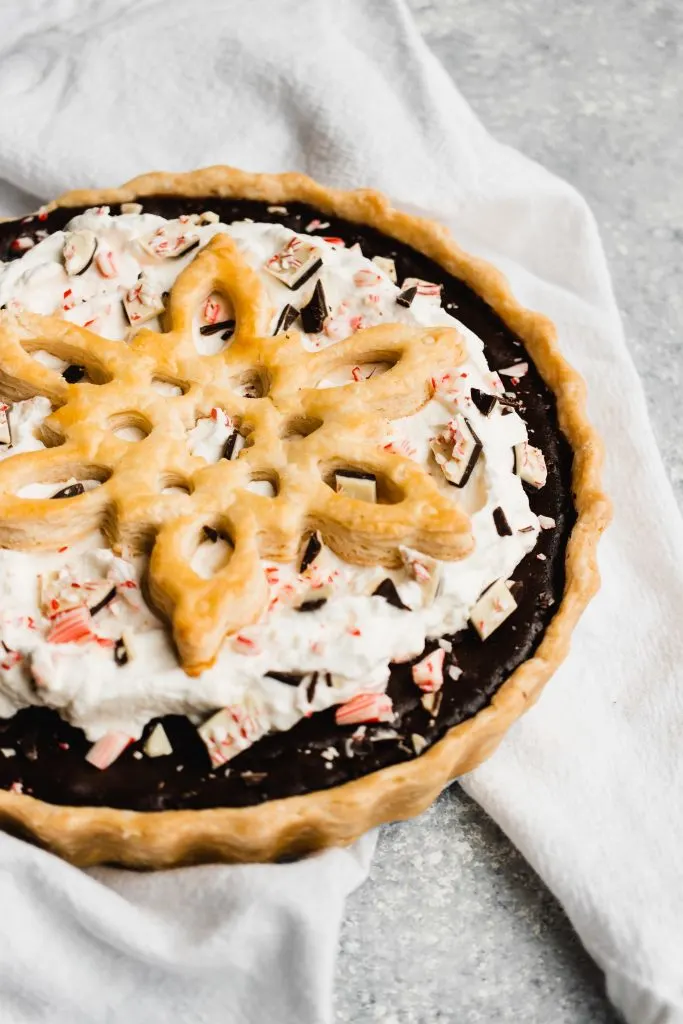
[144,723,173,758]
[0,404,10,446]
[198,703,267,768]
[122,275,165,325]
[371,256,397,283]
[470,578,518,640]
[514,441,547,489]
[63,229,97,276]
[47,606,97,644]
[335,692,394,726]
[430,414,482,488]
[335,469,377,503]
[264,237,322,290]
[411,648,445,693]
[402,277,442,305]
[86,731,132,770]
[139,223,199,259]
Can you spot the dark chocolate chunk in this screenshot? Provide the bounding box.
[114,638,129,667]
[273,304,300,335]
[203,526,219,542]
[265,671,304,686]
[221,429,241,461]
[297,598,327,613]
[200,319,235,337]
[89,587,117,617]
[300,280,328,334]
[396,285,418,308]
[51,482,85,499]
[299,531,322,573]
[62,365,86,384]
[372,577,409,610]
[470,387,497,417]
[493,506,513,537]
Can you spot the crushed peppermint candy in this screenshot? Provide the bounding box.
[514,442,547,489]
[499,363,529,379]
[411,648,445,693]
[401,277,442,304]
[47,605,97,644]
[264,237,322,290]
[470,579,518,640]
[85,731,132,770]
[335,692,394,726]
[198,703,267,767]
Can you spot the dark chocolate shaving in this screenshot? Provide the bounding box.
[200,319,235,337]
[493,506,513,537]
[396,286,418,308]
[221,429,240,461]
[265,671,304,686]
[299,531,322,573]
[114,638,129,667]
[288,256,322,291]
[51,482,85,500]
[334,469,376,481]
[470,388,497,417]
[89,587,117,617]
[273,304,299,334]
[62,365,86,384]
[372,578,409,610]
[297,598,327,613]
[300,280,328,333]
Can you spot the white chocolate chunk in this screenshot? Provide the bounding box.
[120,202,143,215]
[399,544,441,606]
[123,275,165,325]
[264,237,322,289]
[411,733,428,755]
[514,442,547,489]
[372,256,397,283]
[470,579,518,640]
[402,277,442,304]
[199,210,219,224]
[144,722,173,758]
[499,362,529,378]
[63,229,97,276]
[335,471,377,503]
[139,223,199,259]
[430,413,482,488]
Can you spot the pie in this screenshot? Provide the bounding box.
[0,168,610,867]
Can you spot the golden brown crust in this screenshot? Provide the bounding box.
[0,166,611,867]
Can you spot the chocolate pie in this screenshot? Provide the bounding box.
[0,168,609,867]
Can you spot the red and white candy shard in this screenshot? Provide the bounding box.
[139,223,199,259]
[123,275,165,325]
[95,249,118,278]
[514,441,547,489]
[85,730,132,770]
[430,413,482,488]
[198,703,267,768]
[399,544,441,605]
[402,277,442,304]
[335,692,394,726]
[0,404,10,446]
[47,605,98,644]
[470,578,518,640]
[63,229,97,276]
[499,362,529,379]
[264,237,321,289]
[411,648,445,693]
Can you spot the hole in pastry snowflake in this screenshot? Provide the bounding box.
[194,291,235,356]
[231,368,269,399]
[15,465,110,499]
[109,412,152,442]
[281,416,323,440]
[191,525,233,579]
[316,360,395,389]
[151,376,189,397]
[246,471,279,498]
[159,473,193,496]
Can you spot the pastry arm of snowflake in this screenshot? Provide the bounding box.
[0,234,474,672]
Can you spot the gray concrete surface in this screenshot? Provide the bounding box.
[337,1,682,1020]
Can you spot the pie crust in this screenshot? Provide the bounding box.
[0,167,610,867]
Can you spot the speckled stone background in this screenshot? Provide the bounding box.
[337,1,682,1021]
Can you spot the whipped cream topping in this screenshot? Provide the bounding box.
[0,208,544,755]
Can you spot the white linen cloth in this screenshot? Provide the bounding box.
[0,1,680,1021]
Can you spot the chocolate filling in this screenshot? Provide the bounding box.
[0,197,574,810]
